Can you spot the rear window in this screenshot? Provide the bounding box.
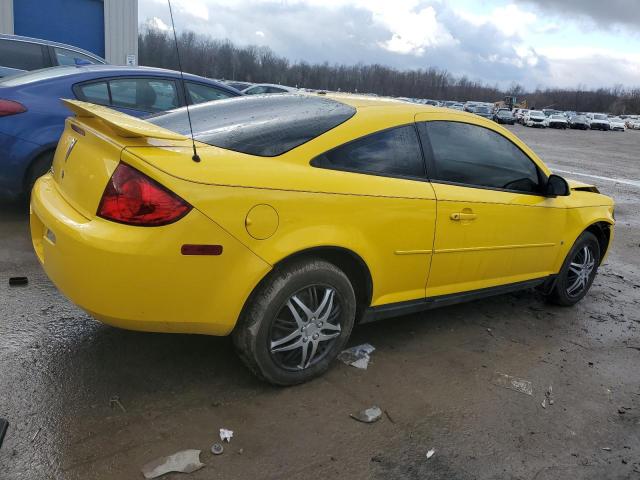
[148,94,356,157]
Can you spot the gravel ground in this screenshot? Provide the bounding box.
[0,124,639,479]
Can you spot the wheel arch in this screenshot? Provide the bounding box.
[584,220,613,264]
[237,246,374,331]
[22,145,57,193]
[274,246,373,318]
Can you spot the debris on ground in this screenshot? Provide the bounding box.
[8,277,28,286]
[141,449,205,479]
[491,372,533,396]
[0,417,8,449]
[210,443,224,455]
[350,406,382,423]
[219,428,233,443]
[602,447,612,452]
[109,395,126,413]
[542,385,554,408]
[384,409,396,424]
[31,427,41,442]
[486,328,494,336]
[426,449,435,459]
[338,344,375,369]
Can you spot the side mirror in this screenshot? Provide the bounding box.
[545,174,570,197]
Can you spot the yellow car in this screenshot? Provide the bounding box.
[30,95,614,385]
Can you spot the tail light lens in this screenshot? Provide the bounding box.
[97,163,191,226]
[0,99,27,117]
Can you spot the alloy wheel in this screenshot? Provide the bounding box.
[566,245,595,297]
[269,285,342,371]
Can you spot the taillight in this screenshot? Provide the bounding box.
[0,99,27,117]
[97,163,191,226]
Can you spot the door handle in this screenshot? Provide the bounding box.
[450,212,477,221]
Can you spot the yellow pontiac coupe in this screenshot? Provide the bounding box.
[30,94,614,385]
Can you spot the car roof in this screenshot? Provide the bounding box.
[0,65,240,93]
[0,33,105,62]
[246,83,296,90]
[322,93,494,121]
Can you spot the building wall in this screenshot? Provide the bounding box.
[13,0,105,57]
[0,0,138,65]
[104,0,138,65]
[0,0,14,34]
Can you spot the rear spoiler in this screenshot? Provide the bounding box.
[61,99,188,141]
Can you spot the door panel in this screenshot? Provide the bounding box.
[427,183,566,297]
[414,115,567,297]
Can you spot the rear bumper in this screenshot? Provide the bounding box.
[30,174,271,336]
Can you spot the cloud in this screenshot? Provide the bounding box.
[514,0,640,29]
[138,0,640,90]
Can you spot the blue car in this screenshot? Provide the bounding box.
[0,65,242,199]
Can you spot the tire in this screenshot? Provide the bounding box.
[546,231,600,306]
[233,258,356,385]
[24,151,54,199]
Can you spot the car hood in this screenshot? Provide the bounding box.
[566,178,599,193]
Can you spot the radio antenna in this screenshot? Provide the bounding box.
[167,0,200,162]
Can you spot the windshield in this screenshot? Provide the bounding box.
[498,110,512,116]
[149,94,356,157]
[594,114,607,120]
[476,107,490,113]
[551,115,564,119]
[530,111,543,116]
[0,66,78,86]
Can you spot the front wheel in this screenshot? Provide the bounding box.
[546,231,600,306]
[233,259,356,385]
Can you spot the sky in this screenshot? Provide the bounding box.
[138,0,640,90]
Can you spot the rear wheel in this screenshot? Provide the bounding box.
[233,259,356,385]
[546,231,600,306]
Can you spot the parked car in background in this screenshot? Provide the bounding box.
[548,114,569,129]
[0,65,241,199]
[589,114,610,131]
[243,83,297,94]
[525,110,548,128]
[450,103,465,111]
[493,109,515,124]
[30,94,614,385]
[224,80,253,91]
[569,115,589,130]
[542,109,562,117]
[472,105,493,120]
[0,34,105,78]
[625,118,640,130]
[609,117,626,131]
[515,109,529,124]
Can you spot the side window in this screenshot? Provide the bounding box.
[0,40,47,70]
[185,82,234,105]
[420,121,541,193]
[109,78,179,112]
[76,82,109,105]
[267,87,287,93]
[53,47,102,66]
[312,125,425,178]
